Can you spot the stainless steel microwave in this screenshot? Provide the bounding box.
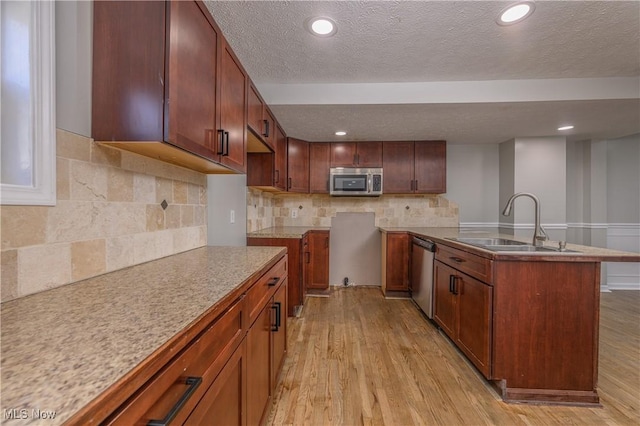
[329,167,383,196]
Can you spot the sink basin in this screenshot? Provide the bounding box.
[450,237,528,246]
[448,238,580,253]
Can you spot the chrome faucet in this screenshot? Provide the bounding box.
[502,192,548,247]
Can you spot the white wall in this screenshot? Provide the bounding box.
[55,1,92,136]
[446,144,499,226]
[207,175,247,246]
[605,134,640,290]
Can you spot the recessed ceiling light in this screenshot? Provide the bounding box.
[497,2,535,26]
[305,17,337,37]
[335,131,347,136]
[558,125,574,131]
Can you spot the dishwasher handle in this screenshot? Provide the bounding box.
[412,237,436,252]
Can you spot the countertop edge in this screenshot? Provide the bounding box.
[65,247,287,425]
[379,227,640,262]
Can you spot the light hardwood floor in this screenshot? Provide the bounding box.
[267,287,640,426]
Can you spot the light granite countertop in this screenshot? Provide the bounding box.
[380,227,640,262]
[0,245,286,425]
[247,226,331,239]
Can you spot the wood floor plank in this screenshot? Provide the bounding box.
[267,287,640,426]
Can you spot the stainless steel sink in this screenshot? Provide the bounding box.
[450,237,528,246]
[448,237,580,253]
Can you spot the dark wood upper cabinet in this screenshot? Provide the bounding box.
[310,143,331,193]
[166,0,218,158]
[287,138,309,193]
[247,80,275,151]
[382,141,415,193]
[218,39,247,173]
[247,83,264,137]
[274,125,288,191]
[414,140,446,194]
[330,142,382,167]
[383,140,446,194]
[92,1,245,174]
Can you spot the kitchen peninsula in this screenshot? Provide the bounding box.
[380,227,640,405]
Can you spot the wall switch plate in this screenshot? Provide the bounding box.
[230,210,235,224]
[291,209,298,218]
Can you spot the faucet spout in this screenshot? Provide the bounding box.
[502,192,548,246]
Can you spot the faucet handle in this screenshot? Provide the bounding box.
[558,241,567,252]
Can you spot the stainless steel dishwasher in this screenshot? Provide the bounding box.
[411,236,436,318]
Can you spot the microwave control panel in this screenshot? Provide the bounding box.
[372,175,382,191]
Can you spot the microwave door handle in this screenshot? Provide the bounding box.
[368,175,372,193]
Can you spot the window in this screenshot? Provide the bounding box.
[1,0,55,205]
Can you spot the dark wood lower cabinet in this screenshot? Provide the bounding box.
[304,231,330,291]
[247,300,272,426]
[381,232,410,295]
[247,237,302,317]
[185,340,246,425]
[434,240,603,405]
[434,260,492,378]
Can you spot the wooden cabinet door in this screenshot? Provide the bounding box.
[287,138,309,193]
[92,1,166,142]
[166,1,219,160]
[356,141,383,167]
[184,341,246,425]
[263,108,276,151]
[382,141,414,193]
[330,142,357,167]
[271,281,288,389]
[310,143,331,193]
[433,261,457,339]
[305,231,330,290]
[219,39,247,173]
[246,303,271,426]
[385,233,410,291]
[247,82,264,137]
[274,125,287,191]
[456,273,492,378]
[414,140,446,194]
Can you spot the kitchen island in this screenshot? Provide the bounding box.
[381,227,640,405]
[0,246,287,425]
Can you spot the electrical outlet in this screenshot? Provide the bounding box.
[230,210,235,224]
[291,209,298,218]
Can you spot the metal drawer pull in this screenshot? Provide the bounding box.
[272,301,282,331]
[147,376,202,426]
[450,256,466,263]
[267,277,280,286]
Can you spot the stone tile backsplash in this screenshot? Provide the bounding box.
[247,188,459,232]
[1,129,207,302]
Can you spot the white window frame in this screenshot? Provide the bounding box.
[0,1,56,206]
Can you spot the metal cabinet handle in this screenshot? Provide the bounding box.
[452,276,459,295]
[217,130,225,155]
[449,275,455,293]
[450,256,466,263]
[271,302,281,331]
[288,177,292,190]
[223,131,230,156]
[267,277,280,287]
[147,376,202,426]
[415,180,418,191]
[275,169,280,183]
[263,119,270,138]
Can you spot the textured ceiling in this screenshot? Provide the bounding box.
[204,1,640,144]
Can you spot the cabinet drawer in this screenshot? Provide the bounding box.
[436,244,493,283]
[108,297,246,425]
[246,255,287,325]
